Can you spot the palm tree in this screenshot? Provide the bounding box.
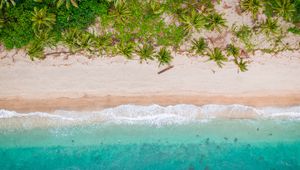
[149,0,164,15]
[155,47,173,66]
[240,0,261,20]
[136,44,155,63]
[117,42,134,59]
[0,0,15,9]
[232,24,252,42]
[110,1,131,24]
[234,57,248,72]
[62,28,81,51]
[62,29,97,53]
[205,13,227,32]
[260,18,280,37]
[226,44,240,58]
[180,10,205,35]
[27,33,55,61]
[191,37,208,55]
[54,0,78,9]
[208,48,228,68]
[267,0,295,21]
[31,7,56,36]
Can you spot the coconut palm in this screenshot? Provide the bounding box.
[180,10,205,35]
[31,7,56,35]
[54,0,78,9]
[208,48,228,68]
[260,18,280,36]
[234,57,248,72]
[117,42,134,59]
[136,44,155,63]
[95,34,112,55]
[191,37,208,55]
[27,33,55,61]
[0,0,15,9]
[155,47,173,66]
[205,13,227,32]
[110,1,131,24]
[232,24,252,42]
[149,0,164,15]
[240,0,261,20]
[226,44,240,58]
[62,29,97,53]
[267,0,295,21]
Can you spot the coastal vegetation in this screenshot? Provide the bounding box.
[0,0,299,72]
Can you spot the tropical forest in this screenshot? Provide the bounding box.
[0,0,300,72]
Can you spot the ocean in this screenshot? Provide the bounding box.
[0,104,299,170]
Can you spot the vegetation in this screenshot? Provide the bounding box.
[136,44,155,63]
[191,37,208,55]
[208,48,228,68]
[0,0,15,9]
[0,0,299,72]
[155,47,173,66]
[205,13,227,32]
[31,7,56,36]
[240,0,262,20]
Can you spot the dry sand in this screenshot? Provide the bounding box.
[0,50,300,112]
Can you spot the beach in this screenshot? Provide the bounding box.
[1,50,300,112]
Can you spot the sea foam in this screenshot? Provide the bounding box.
[1,104,300,127]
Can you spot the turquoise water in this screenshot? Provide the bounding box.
[0,105,300,169]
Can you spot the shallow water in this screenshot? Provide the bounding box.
[0,104,299,170]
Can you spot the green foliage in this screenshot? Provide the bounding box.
[191,37,208,55]
[31,7,56,36]
[116,42,135,59]
[240,0,261,20]
[0,0,15,9]
[109,1,131,24]
[179,10,205,35]
[232,24,254,51]
[0,0,108,50]
[265,0,296,21]
[149,0,164,15]
[27,33,56,60]
[62,28,97,53]
[0,7,35,48]
[205,13,227,32]
[155,47,173,66]
[55,0,79,9]
[294,0,300,22]
[208,48,228,68]
[260,18,280,37]
[234,57,248,72]
[232,25,252,41]
[136,44,155,63]
[0,17,4,28]
[226,44,240,58]
[288,26,300,35]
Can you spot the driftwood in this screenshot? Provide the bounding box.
[157,65,174,74]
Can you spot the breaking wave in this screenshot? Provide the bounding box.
[0,104,300,127]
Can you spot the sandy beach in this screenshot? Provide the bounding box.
[1,49,300,112]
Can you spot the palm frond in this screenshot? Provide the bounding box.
[191,37,208,55]
[155,47,173,66]
[136,44,155,63]
[208,48,228,68]
[31,7,56,36]
[240,0,262,20]
[205,13,227,32]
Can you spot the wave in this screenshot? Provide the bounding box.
[0,104,300,126]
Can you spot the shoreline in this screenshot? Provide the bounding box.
[1,94,300,113]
